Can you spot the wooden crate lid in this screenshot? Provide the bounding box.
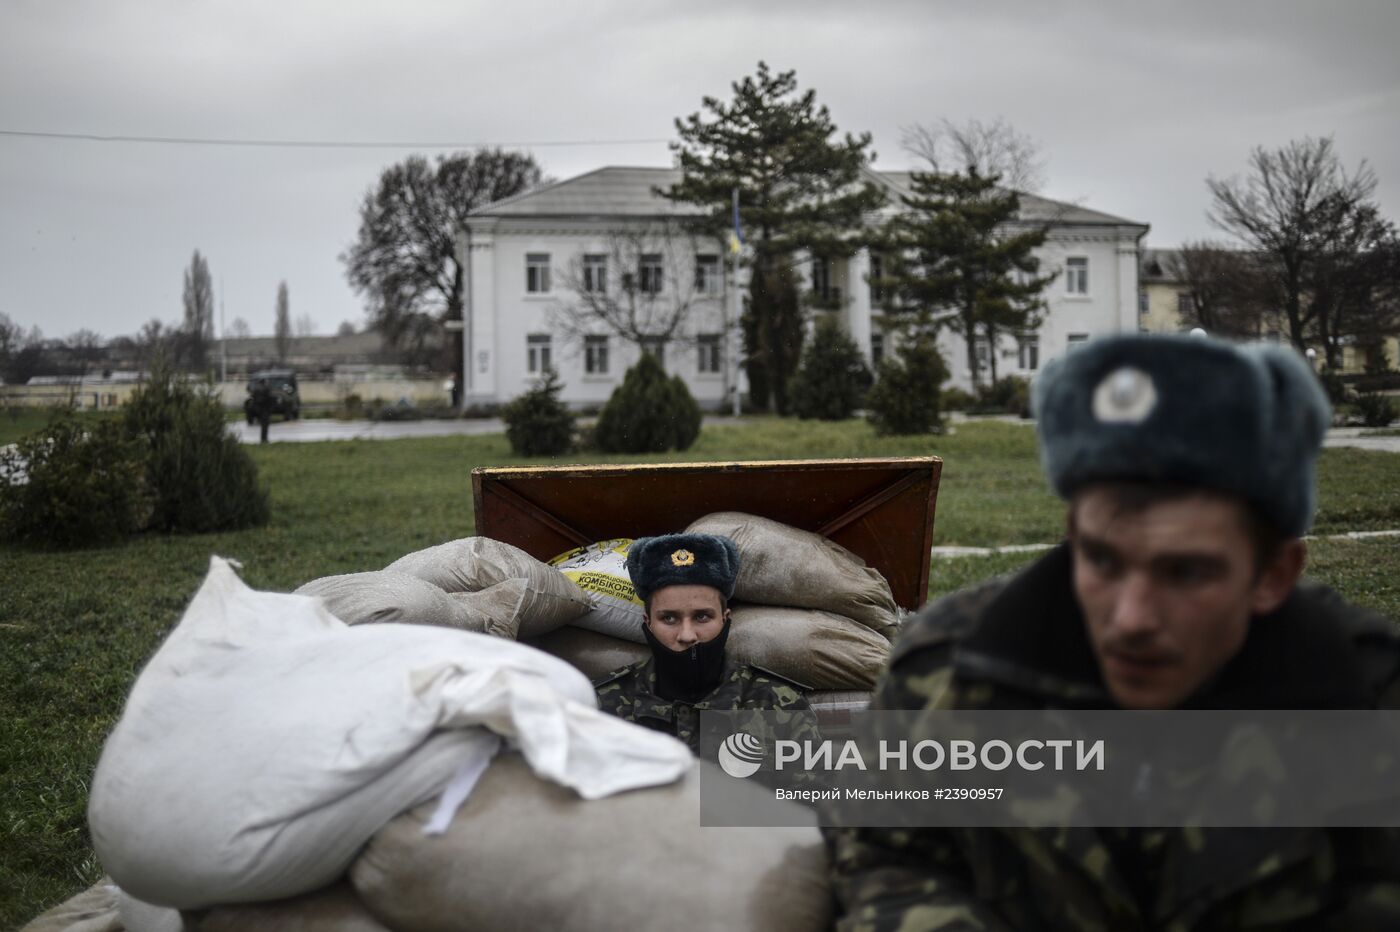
[472,457,941,610]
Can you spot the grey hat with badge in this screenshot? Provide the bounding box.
[1031,333,1331,537]
[626,532,741,603]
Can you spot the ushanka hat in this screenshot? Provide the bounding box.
[626,533,740,602]
[1031,333,1331,537]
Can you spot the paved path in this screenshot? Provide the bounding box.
[933,528,1400,559]
[227,415,756,444]
[1323,427,1400,454]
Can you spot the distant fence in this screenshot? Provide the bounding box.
[0,376,452,411]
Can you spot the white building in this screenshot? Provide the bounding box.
[457,166,1149,408]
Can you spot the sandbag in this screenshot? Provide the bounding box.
[350,753,831,932]
[387,537,590,637]
[89,558,692,911]
[524,626,650,682]
[187,881,388,932]
[294,571,482,631]
[687,512,900,640]
[729,604,889,690]
[547,539,646,642]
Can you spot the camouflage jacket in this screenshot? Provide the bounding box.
[827,543,1400,932]
[595,658,819,756]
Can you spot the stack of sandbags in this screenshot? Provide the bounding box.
[531,512,901,692]
[295,537,591,638]
[348,753,832,932]
[89,557,691,912]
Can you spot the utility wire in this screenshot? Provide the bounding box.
[0,129,671,149]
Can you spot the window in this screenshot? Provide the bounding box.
[869,254,885,305]
[974,337,990,369]
[870,332,885,369]
[811,255,831,301]
[584,335,609,375]
[1065,257,1088,295]
[641,336,666,368]
[582,254,607,293]
[1018,336,1039,371]
[1066,333,1089,352]
[1138,290,1148,315]
[526,333,551,373]
[526,253,551,293]
[694,254,721,295]
[697,334,722,373]
[1177,292,1193,316]
[639,254,663,294]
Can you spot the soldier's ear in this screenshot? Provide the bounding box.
[1250,538,1306,617]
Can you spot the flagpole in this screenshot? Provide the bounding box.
[729,187,742,417]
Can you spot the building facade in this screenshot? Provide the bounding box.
[457,166,1150,408]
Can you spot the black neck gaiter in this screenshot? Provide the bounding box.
[642,619,731,703]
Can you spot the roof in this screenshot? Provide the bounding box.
[471,165,1148,229]
[1139,247,1183,282]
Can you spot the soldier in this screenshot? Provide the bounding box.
[828,333,1400,930]
[594,532,817,755]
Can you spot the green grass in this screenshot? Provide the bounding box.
[3,417,1399,925]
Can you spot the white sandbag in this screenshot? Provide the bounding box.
[186,881,388,932]
[548,539,646,643]
[350,753,831,932]
[89,558,692,911]
[687,512,900,641]
[386,537,591,637]
[294,571,481,631]
[729,604,890,690]
[524,626,650,682]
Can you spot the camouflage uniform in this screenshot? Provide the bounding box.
[827,544,1400,931]
[595,659,819,756]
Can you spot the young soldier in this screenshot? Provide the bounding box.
[595,532,815,755]
[828,334,1400,930]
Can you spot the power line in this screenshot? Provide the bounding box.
[0,129,671,150]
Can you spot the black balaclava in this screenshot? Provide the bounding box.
[642,614,731,703]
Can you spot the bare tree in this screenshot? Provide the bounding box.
[1167,241,1271,338]
[227,317,252,339]
[900,117,1047,193]
[181,250,215,370]
[274,282,291,362]
[1208,136,1390,364]
[547,221,717,364]
[336,320,357,337]
[294,313,316,338]
[136,318,174,369]
[65,329,106,375]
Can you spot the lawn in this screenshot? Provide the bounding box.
[3,417,1399,925]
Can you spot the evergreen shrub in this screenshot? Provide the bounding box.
[502,367,576,456]
[595,351,703,453]
[123,359,269,533]
[790,320,872,420]
[866,336,948,436]
[0,412,150,549]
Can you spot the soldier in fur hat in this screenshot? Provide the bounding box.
[828,334,1400,930]
[594,532,817,755]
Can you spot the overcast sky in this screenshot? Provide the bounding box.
[2,0,1397,342]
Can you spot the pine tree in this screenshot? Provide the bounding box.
[790,318,872,420]
[872,168,1053,390]
[502,367,575,456]
[181,250,214,370]
[664,62,885,412]
[595,351,702,453]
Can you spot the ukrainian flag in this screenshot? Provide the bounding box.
[729,188,744,255]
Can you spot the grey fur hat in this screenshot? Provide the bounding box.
[626,533,741,602]
[1031,333,1331,536]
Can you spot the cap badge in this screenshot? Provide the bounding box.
[670,549,695,567]
[1092,366,1157,424]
